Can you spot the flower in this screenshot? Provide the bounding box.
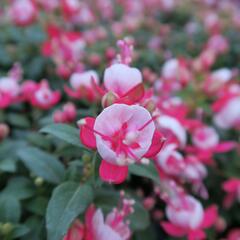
[161,194,218,240]
[65,71,100,102]
[78,103,164,183]
[102,63,144,105]
[53,102,77,123]
[9,0,37,26]
[222,178,240,208]
[63,220,84,240]
[22,80,61,110]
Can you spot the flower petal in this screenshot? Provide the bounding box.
[99,160,128,184]
[144,130,165,158]
[79,117,96,149]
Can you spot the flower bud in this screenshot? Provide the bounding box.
[0,123,10,141]
[101,91,118,108]
[1,223,13,235]
[34,177,44,187]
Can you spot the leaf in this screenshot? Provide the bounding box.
[12,224,30,239]
[18,147,65,184]
[129,162,160,183]
[0,177,35,200]
[0,196,21,223]
[40,124,87,150]
[129,201,150,230]
[26,197,48,216]
[46,182,93,240]
[7,113,31,128]
[0,158,17,172]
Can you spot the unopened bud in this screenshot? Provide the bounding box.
[1,223,13,235]
[101,91,118,108]
[0,123,10,141]
[34,177,44,187]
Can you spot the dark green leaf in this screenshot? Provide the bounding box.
[0,196,21,223]
[129,162,160,183]
[18,147,65,184]
[40,124,87,150]
[46,182,93,240]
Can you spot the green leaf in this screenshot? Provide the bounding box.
[40,124,87,150]
[7,113,31,128]
[26,197,48,216]
[0,158,17,172]
[0,196,21,223]
[129,162,160,183]
[18,147,65,184]
[46,182,93,240]
[129,201,150,230]
[12,224,30,239]
[0,177,35,200]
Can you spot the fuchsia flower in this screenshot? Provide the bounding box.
[213,94,240,130]
[161,58,191,91]
[42,25,85,78]
[204,68,232,93]
[63,220,84,240]
[64,193,134,240]
[22,80,61,110]
[227,228,240,240]
[61,0,95,24]
[156,115,187,149]
[222,178,240,208]
[53,102,76,123]
[156,144,208,198]
[161,193,218,240]
[186,126,236,164]
[9,0,37,27]
[78,104,165,184]
[80,63,145,106]
[0,63,23,108]
[65,71,100,102]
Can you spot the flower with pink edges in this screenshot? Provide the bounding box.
[156,115,187,149]
[213,94,240,130]
[78,103,165,184]
[63,193,134,240]
[64,70,100,102]
[161,191,218,240]
[227,228,240,240]
[42,25,85,78]
[63,219,84,240]
[222,178,240,208]
[53,102,77,123]
[22,80,61,110]
[9,0,37,27]
[186,126,236,164]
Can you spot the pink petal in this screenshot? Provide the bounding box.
[222,179,240,192]
[79,117,96,149]
[144,130,165,158]
[64,85,82,99]
[99,160,128,184]
[116,83,144,105]
[188,230,206,240]
[161,222,187,237]
[201,205,218,229]
[214,142,236,153]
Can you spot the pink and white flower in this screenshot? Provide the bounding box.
[78,104,165,184]
[161,194,218,240]
[65,71,100,102]
[9,0,37,26]
[222,179,240,208]
[22,80,61,110]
